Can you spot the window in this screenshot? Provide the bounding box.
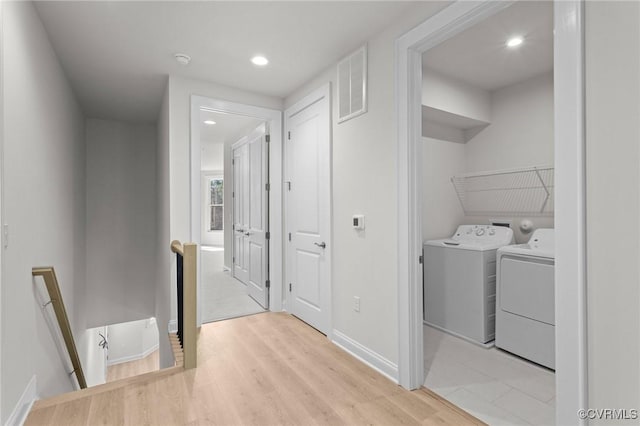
[209,177,224,231]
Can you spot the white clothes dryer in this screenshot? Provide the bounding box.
[423,225,514,345]
[496,228,555,369]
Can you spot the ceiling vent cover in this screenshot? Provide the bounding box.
[337,45,368,123]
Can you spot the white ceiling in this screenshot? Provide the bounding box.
[422,1,553,91]
[199,109,264,146]
[34,1,421,123]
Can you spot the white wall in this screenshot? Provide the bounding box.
[78,326,107,387]
[1,1,86,420]
[585,1,640,419]
[107,318,158,365]
[155,84,173,369]
[285,2,451,370]
[422,67,491,123]
[201,142,224,171]
[421,137,465,241]
[85,119,157,328]
[465,72,554,173]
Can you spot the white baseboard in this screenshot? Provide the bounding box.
[5,375,37,426]
[168,320,177,333]
[107,343,159,366]
[332,330,399,383]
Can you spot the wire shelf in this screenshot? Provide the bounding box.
[451,165,554,217]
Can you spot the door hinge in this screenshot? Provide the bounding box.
[419,255,423,264]
[265,134,270,143]
[266,280,271,289]
[288,131,291,140]
[286,181,291,191]
[288,232,291,241]
[232,159,235,165]
[233,256,235,263]
[232,191,235,198]
[266,231,270,240]
[289,283,292,292]
[265,183,270,191]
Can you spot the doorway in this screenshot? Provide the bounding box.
[190,96,283,325]
[396,2,586,425]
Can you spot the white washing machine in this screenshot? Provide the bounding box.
[496,228,555,369]
[423,225,514,345]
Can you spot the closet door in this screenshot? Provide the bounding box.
[245,129,269,308]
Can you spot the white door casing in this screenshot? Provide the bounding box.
[395,2,587,425]
[190,96,283,325]
[285,84,331,335]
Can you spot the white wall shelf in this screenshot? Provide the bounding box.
[451,165,554,216]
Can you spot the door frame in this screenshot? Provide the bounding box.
[283,83,332,338]
[395,2,587,425]
[190,96,283,326]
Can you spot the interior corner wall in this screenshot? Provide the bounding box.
[421,137,465,241]
[465,71,554,173]
[85,119,157,328]
[461,72,555,243]
[284,1,451,370]
[1,1,86,420]
[585,1,640,418]
[106,319,158,364]
[155,83,173,369]
[422,68,491,123]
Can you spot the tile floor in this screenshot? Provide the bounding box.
[424,325,556,425]
[201,247,265,323]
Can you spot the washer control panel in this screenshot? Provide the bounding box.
[453,225,513,245]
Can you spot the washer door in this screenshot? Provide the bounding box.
[500,256,555,325]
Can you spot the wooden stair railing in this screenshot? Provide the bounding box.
[170,240,197,369]
[32,267,87,389]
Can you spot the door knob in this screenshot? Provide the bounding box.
[245,232,250,236]
[314,242,326,249]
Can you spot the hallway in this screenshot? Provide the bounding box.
[26,313,484,425]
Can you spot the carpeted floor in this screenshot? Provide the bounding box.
[201,247,265,323]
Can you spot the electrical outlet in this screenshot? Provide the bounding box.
[354,296,360,312]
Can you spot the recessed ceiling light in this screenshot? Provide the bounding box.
[251,55,269,66]
[204,120,216,125]
[174,53,191,65]
[506,37,524,48]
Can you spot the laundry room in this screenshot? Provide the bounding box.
[420,2,557,425]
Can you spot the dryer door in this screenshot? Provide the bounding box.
[500,256,555,325]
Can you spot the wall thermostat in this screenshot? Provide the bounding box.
[352,214,365,230]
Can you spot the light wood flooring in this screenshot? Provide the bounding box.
[26,312,484,425]
[107,349,159,383]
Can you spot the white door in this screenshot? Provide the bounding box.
[233,125,269,308]
[233,145,249,284]
[245,128,269,308]
[285,85,331,334]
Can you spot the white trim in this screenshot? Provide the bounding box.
[395,2,587,426]
[168,319,177,333]
[107,343,159,366]
[5,375,36,426]
[283,83,333,339]
[332,330,398,383]
[553,2,588,424]
[190,96,284,326]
